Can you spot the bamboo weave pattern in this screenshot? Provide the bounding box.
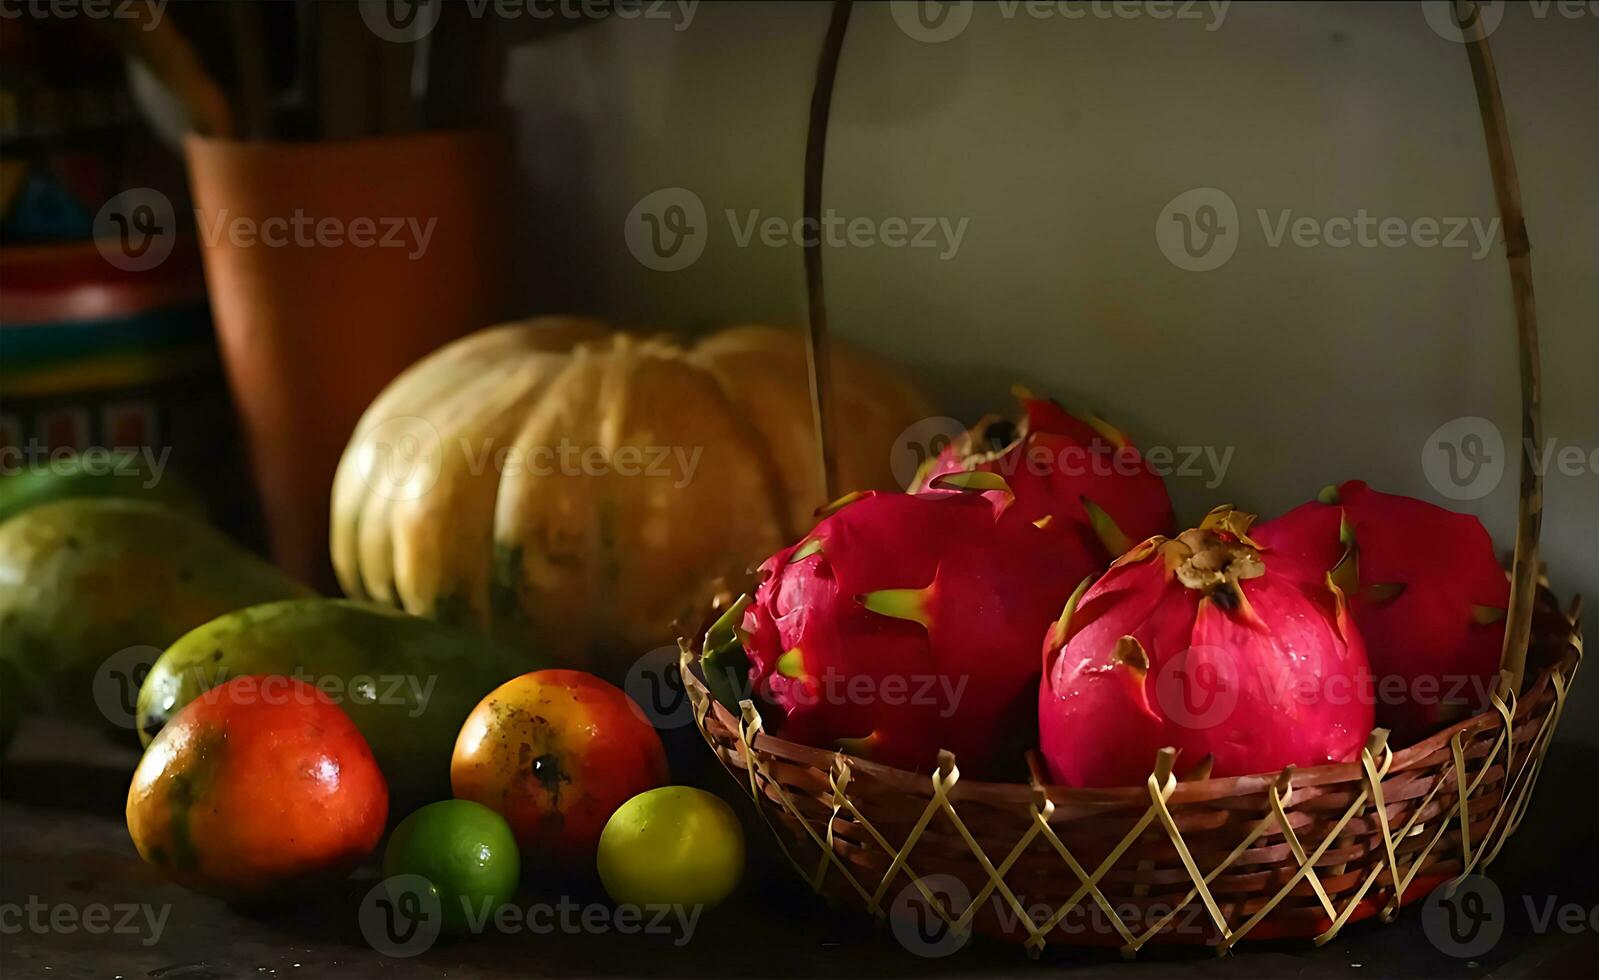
[681,598,1580,955]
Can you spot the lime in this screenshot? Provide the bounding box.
[382,800,520,933]
[596,786,744,909]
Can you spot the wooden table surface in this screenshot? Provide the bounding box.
[3,718,1594,980]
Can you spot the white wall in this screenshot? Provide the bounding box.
[504,1,1597,743]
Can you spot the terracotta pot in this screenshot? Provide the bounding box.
[185,129,510,586]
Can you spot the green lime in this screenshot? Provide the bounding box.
[382,800,520,933]
[596,786,744,909]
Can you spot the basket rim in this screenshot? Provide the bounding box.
[682,591,1581,808]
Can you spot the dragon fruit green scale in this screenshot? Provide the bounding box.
[740,486,1095,775]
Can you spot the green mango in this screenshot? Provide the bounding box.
[0,451,205,526]
[137,598,534,802]
[0,499,311,728]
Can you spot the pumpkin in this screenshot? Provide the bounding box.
[330,318,933,676]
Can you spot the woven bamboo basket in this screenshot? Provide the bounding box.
[680,0,1579,957]
[680,593,1580,954]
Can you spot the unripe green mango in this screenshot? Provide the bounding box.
[0,451,205,526]
[0,499,310,727]
[137,598,535,802]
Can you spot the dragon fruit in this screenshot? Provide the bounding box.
[912,391,1173,563]
[1038,507,1373,788]
[737,482,1096,774]
[1252,481,1510,742]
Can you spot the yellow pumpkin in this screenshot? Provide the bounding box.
[330,318,932,675]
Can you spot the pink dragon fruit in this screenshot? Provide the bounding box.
[912,391,1174,563]
[738,482,1096,774]
[1252,481,1510,742]
[1038,507,1374,788]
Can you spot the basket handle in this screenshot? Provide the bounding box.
[801,1,854,506]
[798,1,1543,691]
[1457,3,1543,693]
